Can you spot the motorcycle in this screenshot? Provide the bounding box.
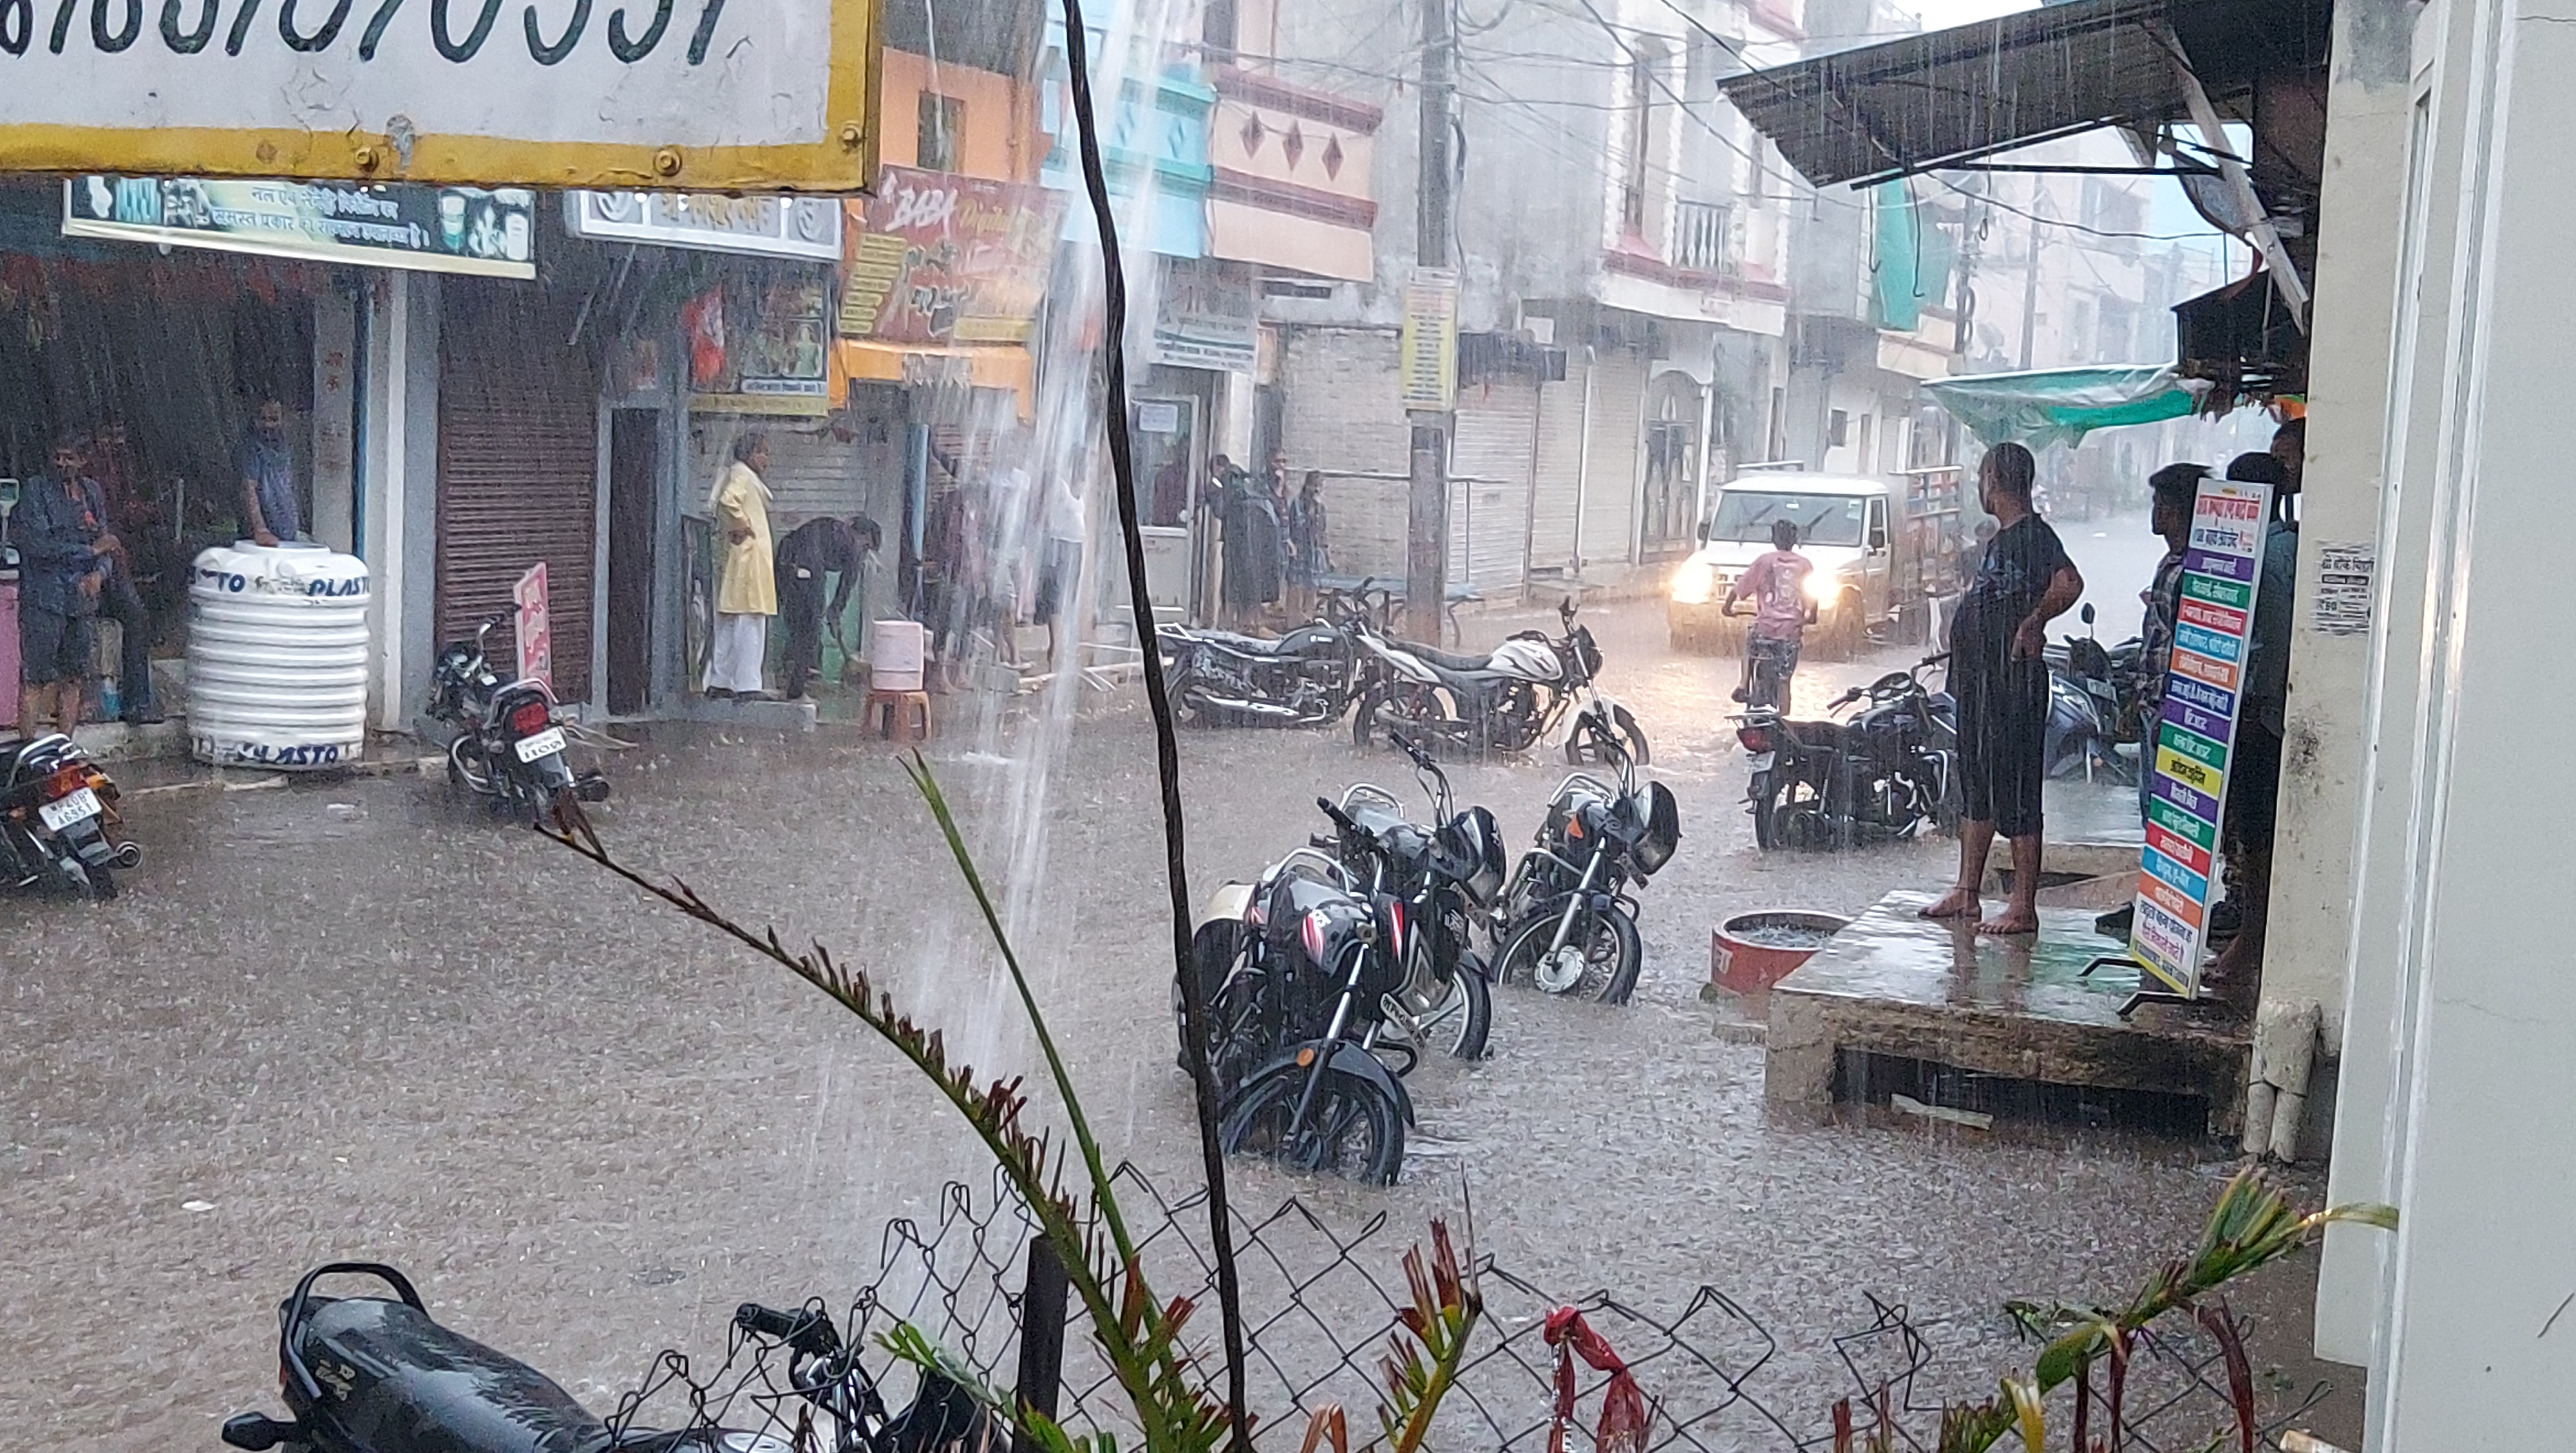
[1490,736,1679,1005]
[220,1263,1001,1453]
[429,613,610,821]
[2043,603,2144,783]
[1,730,138,899]
[1350,597,1649,765]
[1736,653,1960,851]
[1154,582,1390,728]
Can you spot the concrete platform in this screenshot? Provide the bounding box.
[1765,889,2249,1136]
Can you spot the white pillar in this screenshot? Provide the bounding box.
[310,286,359,555]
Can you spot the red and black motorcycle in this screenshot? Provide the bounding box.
[428,613,609,822]
[1,731,138,900]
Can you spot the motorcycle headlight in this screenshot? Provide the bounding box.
[1670,562,1716,605]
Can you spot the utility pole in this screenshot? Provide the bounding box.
[1406,0,1457,643]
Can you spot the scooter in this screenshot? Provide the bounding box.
[428,613,610,821]
[221,1263,1004,1453]
[1,731,138,898]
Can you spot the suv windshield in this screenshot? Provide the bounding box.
[1705,490,1868,547]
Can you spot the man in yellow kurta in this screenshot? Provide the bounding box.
[706,433,776,698]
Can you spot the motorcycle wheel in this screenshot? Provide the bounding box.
[1390,970,1492,1061]
[1495,906,1642,1005]
[1562,706,1651,767]
[1220,1067,1404,1185]
[1750,772,1830,853]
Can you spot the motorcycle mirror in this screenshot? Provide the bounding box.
[2081,602,2098,626]
[222,1414,298,1451]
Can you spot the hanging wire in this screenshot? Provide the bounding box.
[1050,1,1253,1447]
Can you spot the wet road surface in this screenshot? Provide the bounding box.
[0,600,2353,1447]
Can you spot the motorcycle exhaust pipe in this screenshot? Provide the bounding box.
[1193,693,1307,720]
[112,840,143,869]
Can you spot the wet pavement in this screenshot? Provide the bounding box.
[0,600,2355,1448]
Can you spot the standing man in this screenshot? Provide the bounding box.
[1284,470,1329,620]
[773,514,880,700]
[1721,518,1815,707]
[15,435,113,734]
[75,421,165,724]
[238,397,301,547]
[706,433,777,700]
[1922,442,2084,935]
[2211,446,2297,983]
[2096,462,2203,942]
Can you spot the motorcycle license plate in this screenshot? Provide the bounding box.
[1743,752,1775,772]
[39,786,102,831]
[514,726,567,763]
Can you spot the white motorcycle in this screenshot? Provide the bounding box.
[1350,598,1649,764]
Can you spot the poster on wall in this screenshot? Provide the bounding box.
[1150,260,1260,373]
[836,166,1066,347]
[686,274,833,416]
[514,563,554,693]
[1398,267,1460,412]
[64,176,537,278]
[2125,473,2275,997]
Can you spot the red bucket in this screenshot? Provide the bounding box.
[1710,910,1850,996]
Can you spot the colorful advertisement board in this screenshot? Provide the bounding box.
[2126,473,2275,996]
[835,166,1066,348]
[65,176,536,277]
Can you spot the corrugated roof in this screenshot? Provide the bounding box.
[1719,0,2331,189]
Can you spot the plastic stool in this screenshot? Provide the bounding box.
[867,689,932,741]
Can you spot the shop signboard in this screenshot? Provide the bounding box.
[565,192,843,261]
[1150,260,1260,374]
[836,166,1066,348]
[685,275,834,416]
[0,0,879,192]
[1398,268,1459,412]
[514,563,553,693]
[2126,473,2275,998]
[63,176,537,277]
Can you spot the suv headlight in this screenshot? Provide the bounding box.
[1670,561,1716,605]
[1802,569,1842,604]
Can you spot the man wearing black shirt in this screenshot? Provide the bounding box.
[1923,442,2084,935]
[772,515,880,700]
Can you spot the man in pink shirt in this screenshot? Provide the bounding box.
[1723,518,1815,707]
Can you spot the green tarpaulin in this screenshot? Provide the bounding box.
[1919,365,2205,451]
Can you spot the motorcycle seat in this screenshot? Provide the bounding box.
[1399,643,1494,674]
[1195,630,1308,655]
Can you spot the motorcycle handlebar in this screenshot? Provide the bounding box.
[736,1302,840,1358]
[1316,795,1364,839]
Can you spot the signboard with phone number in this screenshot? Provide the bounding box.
[0,0,879,192]
[2126,475,2273,997]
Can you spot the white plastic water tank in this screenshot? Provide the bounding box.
[187,542,370,770]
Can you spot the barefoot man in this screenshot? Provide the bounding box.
[1922,442,2083,935]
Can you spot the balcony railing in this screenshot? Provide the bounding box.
[1673,200,1734,276]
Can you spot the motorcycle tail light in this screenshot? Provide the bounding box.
[509,701,551,735]
[44,766,86,801]
[1385,900,1407,960]
[1737,725,1775,754]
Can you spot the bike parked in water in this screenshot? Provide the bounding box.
[1490,736,1678,1004]
[1736,653,1959,851]
[220,1263,1000,1453]
[2043,603,2143,783]
[0,730,137,899]
[1350,597,1649,765]
[1154,581,1392,728]
[428,613,610,821]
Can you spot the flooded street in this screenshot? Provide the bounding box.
[0,602,2346,1447]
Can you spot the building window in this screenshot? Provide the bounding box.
[918,93,964,172]
[1620,52,1655,238]
[1203,0,1238,56]
[1827,408,1850,448]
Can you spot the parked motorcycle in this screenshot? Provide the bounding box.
[1736,653,1960,851]
[2043,603,2143,783]
[1490,737,1678,1004]
[429,613,609,820]
[1,730,138,899]
[1155,581,1396,728]
[220,1262,1000,1453]
[1350,597,1649,765]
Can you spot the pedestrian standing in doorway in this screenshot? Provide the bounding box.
[706,433,777,699]
[238,397,301,547]
[15,435,113,734]
[773,514,879,700]
[1038,466,1086,672]
[1922,442,2084,935]
[1722,518,1815,708]
[1285,470,1329,620]
[79,421,165,724]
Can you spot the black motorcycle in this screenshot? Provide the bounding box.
[1156,580,1395,728]
[2044,603,2143,783]
[1490,737,1678,1005]
[429,613,609,820]
[1736,653,1959,851]
[1350,597,1649,765]
[221,1263,1001,1453]
[1,731,138,899]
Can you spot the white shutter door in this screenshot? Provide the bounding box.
[1452,378,1539,592]
[689,422,861,528]
[1281,328,1411,582]
[1528,365,1587,580]
[1580,352,1649,574]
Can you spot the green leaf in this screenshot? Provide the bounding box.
[2001,1376,2045,1453]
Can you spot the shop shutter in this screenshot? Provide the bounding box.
[692,421,862,529]
[1280,327,1410,582]
[1528,363,1587,580]
[436,287,600,703]
[1450,377,1539,593]
[1580,350,1649,574]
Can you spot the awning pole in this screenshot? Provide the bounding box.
[2157,21,2311,335]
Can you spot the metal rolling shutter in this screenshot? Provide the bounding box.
[1580,350,1649,574]
[436,288,599,703]
[1280,327,1410,582]
[1451,377,1538,593]
[1528,365,1587,580]
[692,423,861,530]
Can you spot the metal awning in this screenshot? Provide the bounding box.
[1718,0,2331,191]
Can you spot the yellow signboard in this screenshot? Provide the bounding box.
[1398,267,1459,412]
[0,0,882,193]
